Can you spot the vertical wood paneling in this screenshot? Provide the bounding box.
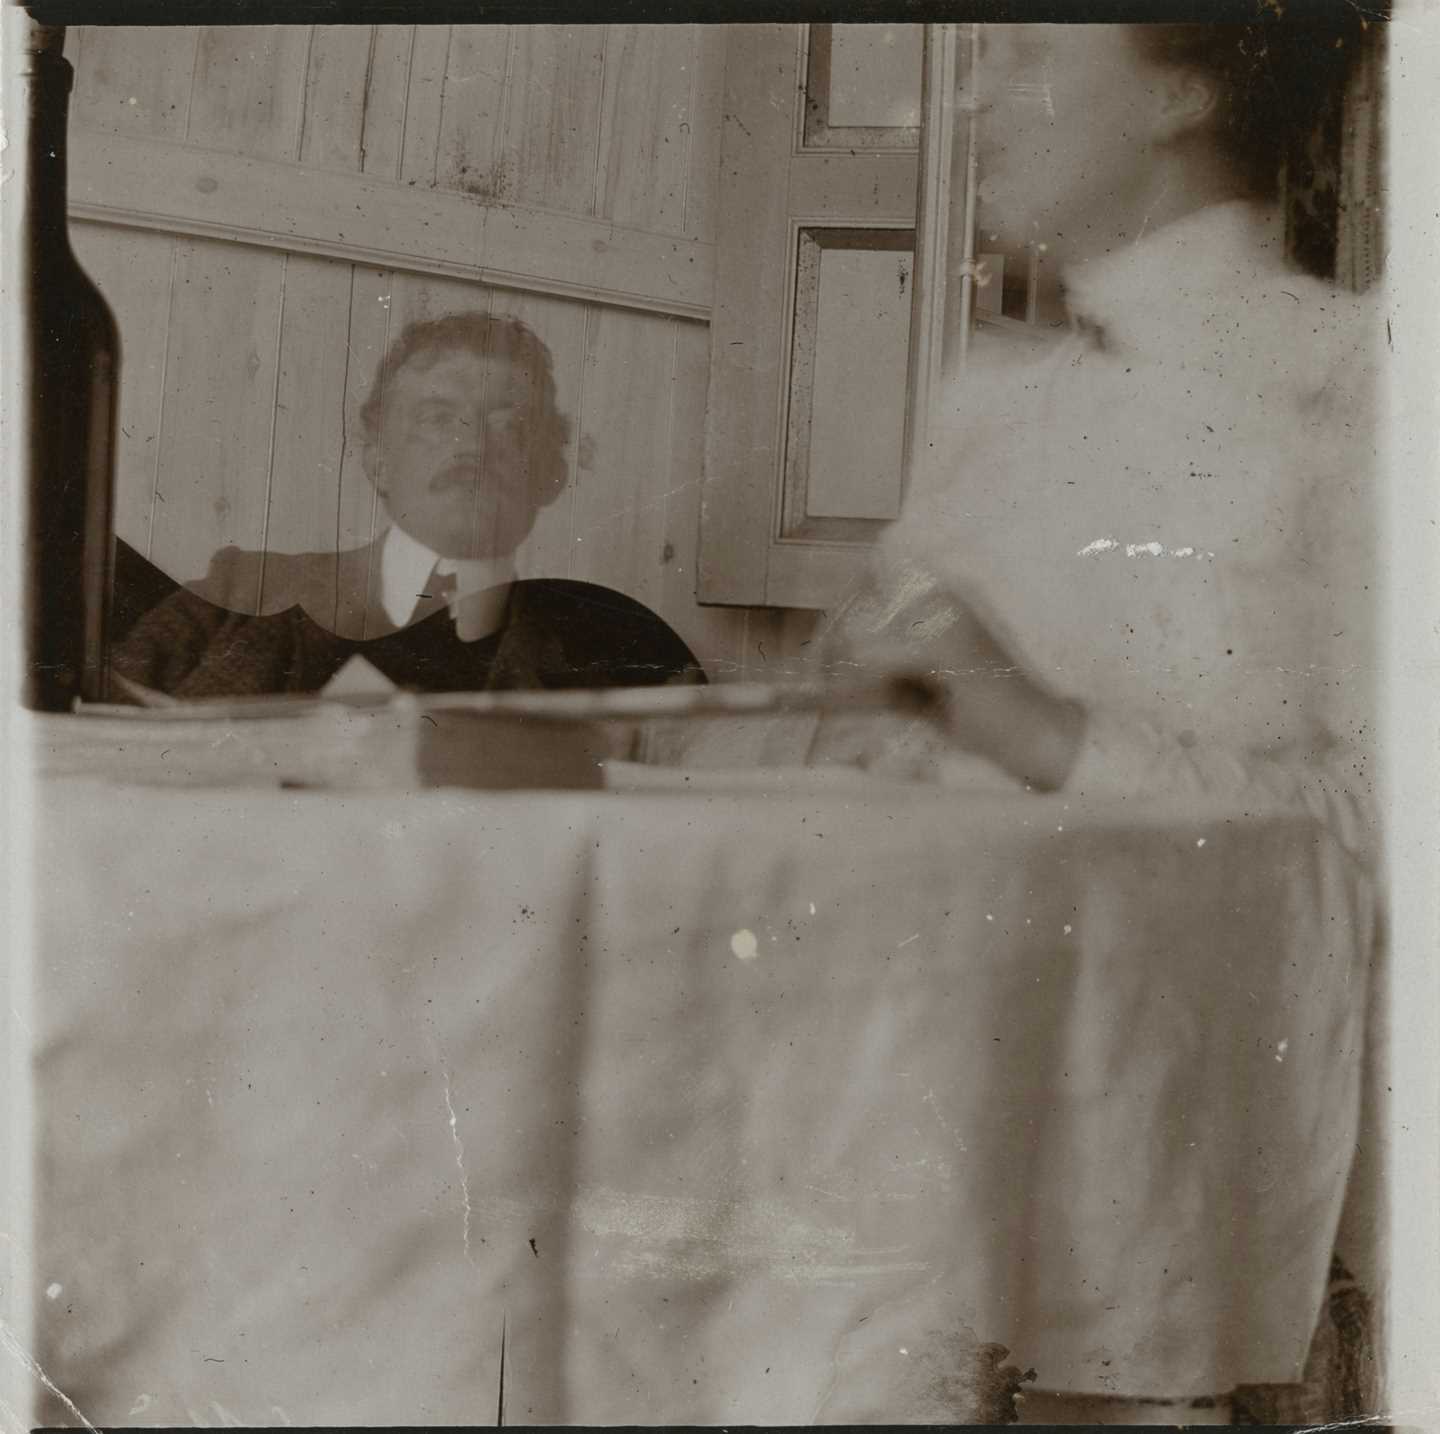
[186,26,311,161]
[683,27,727,245]
[695,25,796,606]
[382,269,494,331]
[67,23,770,677]
[148,241,286,590]
[568,308,676,608]
[740,608,823,683]
[500,293,590,582]
[398,26,451,186]
[658,319,745,676]
[593,26,694,233]
[258,256,353,568]
[297,26,373,171]
[334,267,397,573]
[433,26,511,199]
[70,224,177,557]
[71,26,198,140]
[295,26,415,178]
[361,26,415,179]
[499,26,607,214]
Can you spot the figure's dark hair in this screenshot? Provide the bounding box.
[1132,21,1373,194]
[1131,18,1385,277]
[359,312,572,501]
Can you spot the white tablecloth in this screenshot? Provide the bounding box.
[29,776,1373,1423]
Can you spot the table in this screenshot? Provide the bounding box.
[26,773,1373,1424]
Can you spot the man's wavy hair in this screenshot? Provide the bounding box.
[359,312,573,503]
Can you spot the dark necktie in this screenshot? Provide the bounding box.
[408,567,456,626]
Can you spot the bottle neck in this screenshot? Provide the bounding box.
[22,33,75,250]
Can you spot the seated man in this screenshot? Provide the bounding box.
[111,313,702,698]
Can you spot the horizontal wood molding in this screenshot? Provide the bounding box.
[69,132,715,321]
[787,152,917,221]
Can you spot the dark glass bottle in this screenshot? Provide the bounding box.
[17,22,119,710]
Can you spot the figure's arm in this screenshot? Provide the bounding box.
[807,562,1085,792]
[809,562,1373,858]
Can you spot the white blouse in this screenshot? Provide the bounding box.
[876,202,1381,854]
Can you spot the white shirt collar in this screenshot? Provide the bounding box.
[377,523,514,640]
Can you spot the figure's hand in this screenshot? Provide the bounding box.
[815,565,1088,792]
[806,707,952,782]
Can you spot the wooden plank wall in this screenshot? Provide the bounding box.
[64,24,820,681]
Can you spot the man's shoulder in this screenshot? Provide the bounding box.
[187,541,377,617]
[511,578,688,639]
[508,578,705,686]
[514,577,663,618]
[182,545,263,609]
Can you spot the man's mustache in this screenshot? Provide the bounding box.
[428,462,486,494]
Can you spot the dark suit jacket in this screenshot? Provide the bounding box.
[111,537,704,700]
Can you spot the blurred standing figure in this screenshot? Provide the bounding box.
[811,20,1383,1426]
[814,22,1379,847]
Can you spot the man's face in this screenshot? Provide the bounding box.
[972,26,1171,263]
[369,347,550,560]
